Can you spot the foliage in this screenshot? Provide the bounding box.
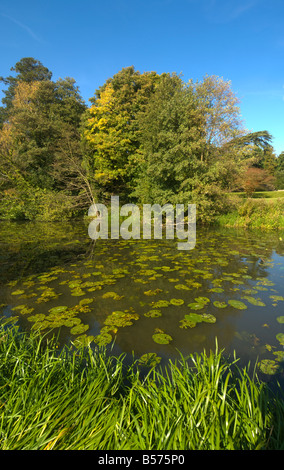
[0,319,284,450]
[0,58,280,223]
[82,66,159,202]
[275,153,284,190]
[0,58,89,219]
[216,197,284,229]
[239,167,276,196]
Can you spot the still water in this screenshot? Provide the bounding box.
[0,219,284,381]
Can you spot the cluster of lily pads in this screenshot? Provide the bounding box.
[1,229,284,373]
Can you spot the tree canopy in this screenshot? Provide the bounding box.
[0,58,280,221]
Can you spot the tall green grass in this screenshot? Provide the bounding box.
[0,318,284,450]
[216,197,284,230]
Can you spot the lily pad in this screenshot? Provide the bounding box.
[276,316,284,324]
[228,300,247,310]
[48,306,68,315]
[70,323,89,335]
[11,290,25,296]
[151,300,170,308]
[273,351,284,362]
[195,297,210,304]
[70,288,85,296]
[144,309,162,318]
[104,310,139,328]
[138,353,162,367]
[144,289,163,296]
[102,291,123,300]
[27,314,46,322]
[270,295,284,302]
[242,296,265,307]
[152,332,173,345]
[94,331,113,346]
[258,359,280,375]
[276,333,284,346]
[201,313,217,323]
[170,299,184,306]
[213,301,227,309]
[187,302,204,310]
[174,284,191,291]
[73,334,95,348]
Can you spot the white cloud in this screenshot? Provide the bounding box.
[1,13,43,43]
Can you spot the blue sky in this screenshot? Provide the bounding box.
[0,0,283,155]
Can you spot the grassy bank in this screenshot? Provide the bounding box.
[216,196,284,230]
[233,191,284,199]
[0,319,284,450]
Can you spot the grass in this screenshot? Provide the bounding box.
[232,190,284,199]
[0,318,284,450]
[217,196,284,230]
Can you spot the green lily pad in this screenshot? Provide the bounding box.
[228,300,247,310]
[276,333,284,346]
[258,359,280,375]
[144,309,162,318]
[174,284,191,291]
[144,289,163,296]
[104,310,139,328]
[213,301,227,309]
[202,313,217,323]
[48,306,68,315]
[184,313,204,323]
[94,332,113,346]
[102,291,123,300]
[79,298,94,306]
[276,316,284,324]
[73,334,95,348]
[27,314,46,322]
[12,305,34,315]
[70,288,85,296]
[138,353,162,367]
[31,320,51,330]
[64,318,82,327]
[179,318,197,329]
[273,351,284,362]
[270,295,284,302]
[179,311,216,329]
[242,296,265,307]
[170,299,184,306]
[151,300,170,308]
[11,290,25,296]
[195,297,210,304]
[152,333,172,344]
[70,323,89,335]
[187,302,204,310]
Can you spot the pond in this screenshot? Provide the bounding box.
[0,219,284,382]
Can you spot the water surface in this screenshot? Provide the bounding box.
[0,220,284,381]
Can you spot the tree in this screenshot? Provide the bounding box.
[0,57,52,127]
[82,66,159,201]
[191,75,245,163]
[239,167,275,196]
[0,58,88,219]
[133,73,204,204]
[275,152,284,189]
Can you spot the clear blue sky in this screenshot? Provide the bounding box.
[0,0,283,155]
